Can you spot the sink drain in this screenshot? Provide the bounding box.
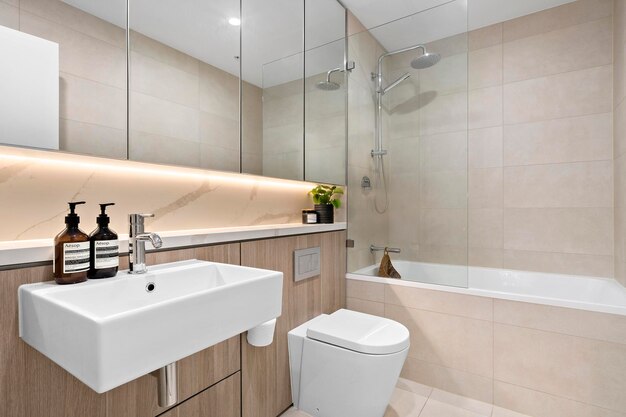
[145,282,156,292]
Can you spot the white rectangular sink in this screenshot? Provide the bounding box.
[19,259,283,393]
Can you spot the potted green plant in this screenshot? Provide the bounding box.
[310,185,344,224]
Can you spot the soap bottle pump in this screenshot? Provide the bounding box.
[54,201,90,284]
[88,203,119,279]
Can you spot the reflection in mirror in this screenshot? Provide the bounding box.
[241,0,304,181]
[0,0,127,158]
[304,0,346,185]
[128,0,241,171]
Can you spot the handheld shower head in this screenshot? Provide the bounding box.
[410,51,441,69]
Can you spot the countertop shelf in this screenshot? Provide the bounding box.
[0,222,347,267]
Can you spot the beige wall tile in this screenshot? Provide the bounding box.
[346,297,385,316]
[20,12,126,89]
[199,112,239,150]
[604,100,623,152]
[419,52,468,95]
[503,207,613,255]
[346,279,385,302]
[130,92,199,142]
[419,131,467,172]
[503,65,612,125]
[199,144,239,173]
[469,23,502,51]
[494,299,626,345]
[384,284,492,321]
[469,86,502,129]
[494,380,626,417]
[60,119,126,160]
[0,1,18,29]
[503,113,613,166]
[502,249,613,277]
[469,168,502,208]
[129,131,200,167]
[469,208,503,249]
[416,245,469,269]
[131,31,199,75]
[386,304,493,377]
[469,45,502,90]
[419,92,468,136]
[469,127,503,169]
[60,72,126,130]
[494,324,626,412]
[503,17,612,83]
[502,0,613,42]
[503,161,613,208]
[21,0,126,47]
[131,51,199,108]
[401,358,493,403]
[199,63,239,119]
[419,208,468,247]
[468,247,503,269]
[420,170,468,209]
[388,136,419,175]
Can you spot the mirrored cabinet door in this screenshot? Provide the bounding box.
[304,0,346,185]
[241,0,304,181]
[0,0,128,159]
[128,0,241,171]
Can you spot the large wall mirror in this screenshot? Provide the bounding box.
[0,0,347,184]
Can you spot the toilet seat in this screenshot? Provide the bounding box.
[306,309,409,355]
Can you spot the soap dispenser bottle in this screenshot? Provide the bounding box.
[54,201,90,284]
[88,203,119,279]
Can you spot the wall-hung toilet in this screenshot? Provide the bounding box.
[288,309,410,417]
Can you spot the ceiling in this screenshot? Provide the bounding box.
[63,0,577,87]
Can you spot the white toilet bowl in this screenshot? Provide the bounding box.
[288,309,410,417]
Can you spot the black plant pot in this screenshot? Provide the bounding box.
[315,204,334,224]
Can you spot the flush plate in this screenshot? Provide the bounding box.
[294,247,321,281]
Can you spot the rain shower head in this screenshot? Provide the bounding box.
[316,80,341,91]
[410,51,441,69]
[316,67,343,91]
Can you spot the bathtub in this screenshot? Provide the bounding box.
[348,261,626,316]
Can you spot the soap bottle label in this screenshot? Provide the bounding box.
[94,240,119,269]
[63,242,90,273]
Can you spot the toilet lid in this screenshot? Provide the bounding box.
[306,309,410,355]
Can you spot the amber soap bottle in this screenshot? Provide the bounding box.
[53,201,90,284]
[88,203,119,279]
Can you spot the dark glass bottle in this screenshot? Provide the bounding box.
[88,203,119,279]
[54,201,89,284]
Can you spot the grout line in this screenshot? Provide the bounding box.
[502,109,612,128]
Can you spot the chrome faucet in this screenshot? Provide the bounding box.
[128,213,163,274]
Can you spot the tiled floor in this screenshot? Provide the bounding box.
[281,378,531,417]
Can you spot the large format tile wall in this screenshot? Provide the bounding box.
[349,0,615,278]
[347,279,626,417]
[467,0,614,278]
[615,0,626,286]
[346,12,390,271]
[261,77,304,181]
[0,0,263,172]
[386,33,469,267]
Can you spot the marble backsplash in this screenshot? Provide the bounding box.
[0,146,345,241]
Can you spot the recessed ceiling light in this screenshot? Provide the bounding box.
[228,17,241,26]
